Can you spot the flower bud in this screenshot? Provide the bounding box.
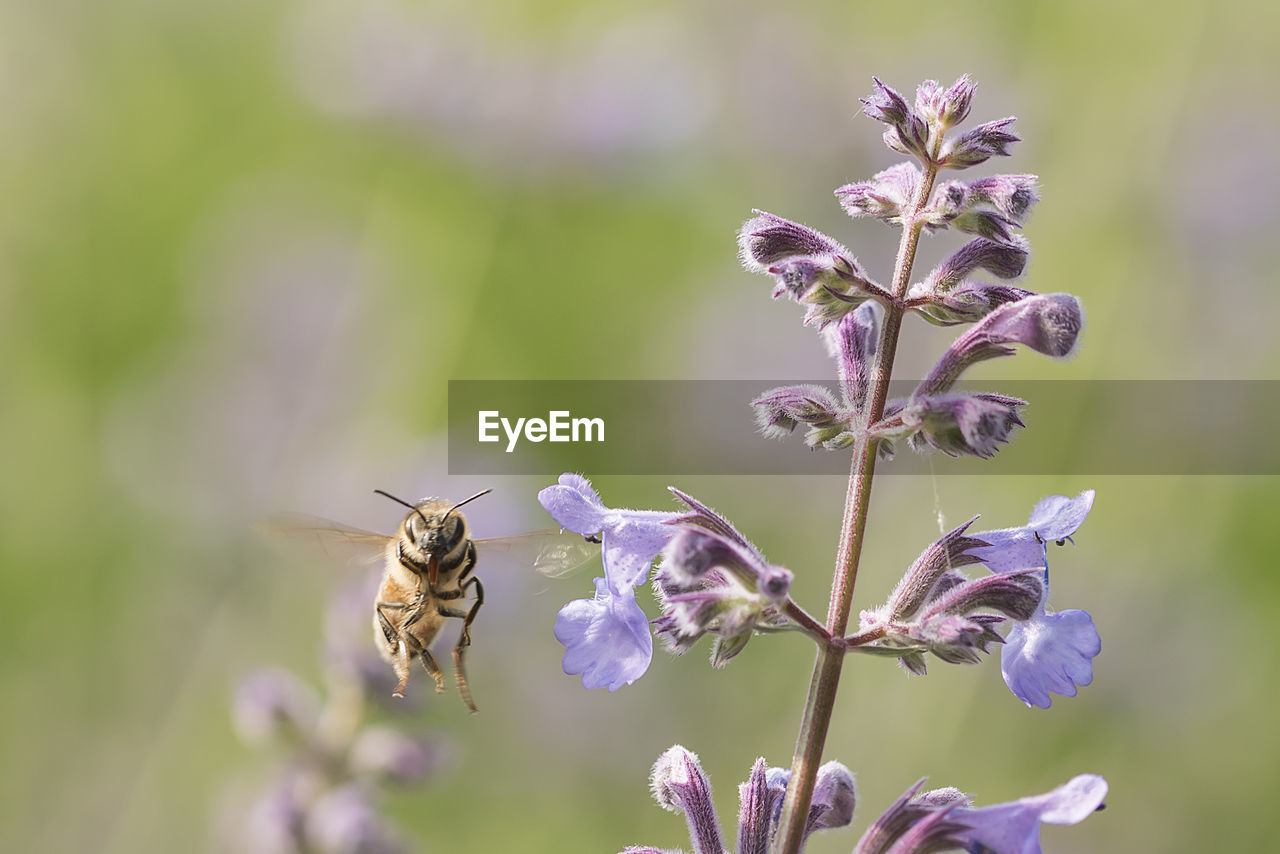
[918,294,1083,396]
[653,522,793,665]
[923,613,1010,663]
[835,162,921,224]
[885,517,987,619]
[834,302,880,410]
[862,78,931,161]
[939,117,1019,168]
[751,384,844,440]
[967,173,1039,222]
[916,75,976,129]
[853,778,970,854]
[910,392,1027,458]
[736,758,772,854]
[912,282,1036,326]
[738,211,882,328]
[923,237,1030,292]
[807,761,858,834]
[649,746,726,854]
[921,568,1044,622]
[871,392,1026,459]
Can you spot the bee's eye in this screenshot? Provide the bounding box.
[441,515,462,544]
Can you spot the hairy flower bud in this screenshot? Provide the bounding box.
[912,281,1037,326]
[885,518,987,619]
[807,761,858,834]
[737,759,785,854]
[939,117,1019,168]
[967,173,1040,221]
[834,301,880,411]
[835,162,921,224]
[873,392,1026,459]
[853,779,970,854]
[649,746,725,854]
[738,211,884,328]
[924,237,1031,292]
[862,78,931,161]
[653,517,792,665]
[922,567,1044,622]
[751,384,845,440]
[918,294,1084,396]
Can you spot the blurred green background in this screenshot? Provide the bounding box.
[3,0,1278,851]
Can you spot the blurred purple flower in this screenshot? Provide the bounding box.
[233,668,321,745]
[539,473,679,690]
[306,784,405,854]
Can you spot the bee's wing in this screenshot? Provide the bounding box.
[474,530,601,578]
[259,512,391,567]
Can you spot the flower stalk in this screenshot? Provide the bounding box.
[771,146,941,854]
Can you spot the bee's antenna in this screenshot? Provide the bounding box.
[373,489,431,526]
[447,488,493,517]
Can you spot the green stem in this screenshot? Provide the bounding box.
[771,158,939,854]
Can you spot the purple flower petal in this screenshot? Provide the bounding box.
[603,516,682,592]
[538,473,608,534]
[554,578,653,692]
[1027,490,1095,542]
[972,490,1094,574]
[1002,606,1101,709]
[955,774,1108,854]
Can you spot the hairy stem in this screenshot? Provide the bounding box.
[771,158,939,854]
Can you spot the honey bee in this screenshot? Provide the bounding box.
[266,488,597,712]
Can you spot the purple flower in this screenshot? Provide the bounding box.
[954,774,1108,853]
[539,474,679,691]
[233,668,320,745]
[973,491,1102,708]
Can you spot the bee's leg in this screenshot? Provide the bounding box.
[376,602,412,698]
[415,644,447,695]
[441,576,484,713]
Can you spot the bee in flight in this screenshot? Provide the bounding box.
[266,489,597,712]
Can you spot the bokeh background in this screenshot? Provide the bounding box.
[3,0,1278,851]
